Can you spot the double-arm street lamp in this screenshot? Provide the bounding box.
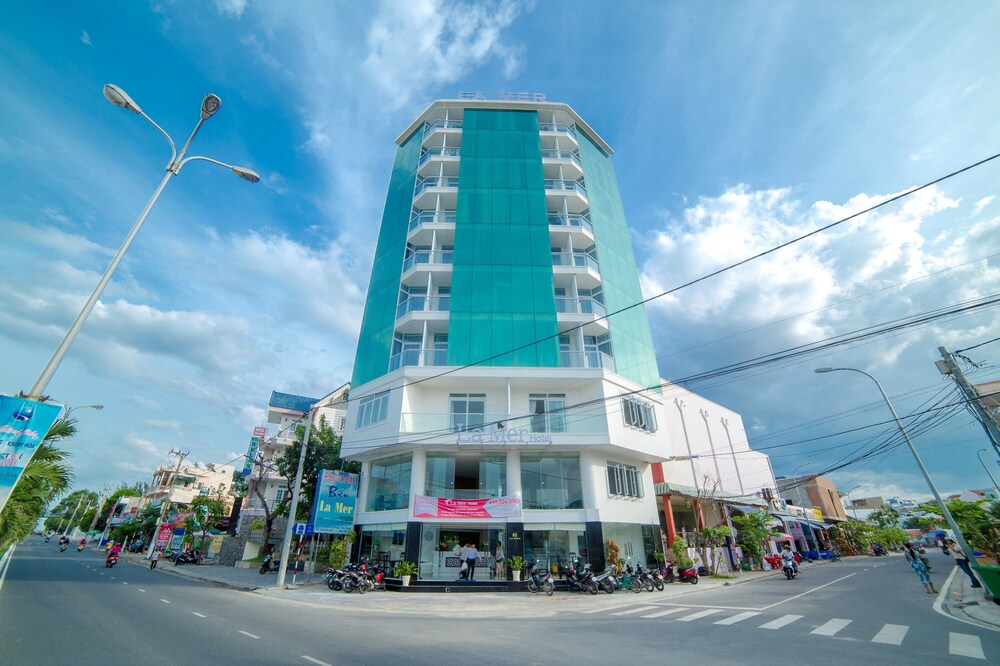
[24,84,259,400]
[815,367,977,562]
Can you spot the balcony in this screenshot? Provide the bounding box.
[414,176,459,197]
[400,411,607,435]
[423,119,462,136]
[558,350,617,372]
[402,250,454,273]
[388,347,450,371]
[548,213,594,237]
[420,147,460,165]
[544,179,586,195]
[413,176,459,209]
[541,149,584,180]
[552,252,600,272]
[395,296,451,319]
[544,179,588,211]
[554,297,607,317]
[538,122,578,143]
[409,210,457,233]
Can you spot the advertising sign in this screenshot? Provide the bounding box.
[0,394,64,514]
[311,470,358,535]
[786,520,806,540]
[812,507,824,521]
[156,523,174,547]
[241,435,261,477]
[413,495,522,519]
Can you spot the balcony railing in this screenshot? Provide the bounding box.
[388,348,450,371]
[402,250,454,272]
[554,297,607,317]
[552,252,600,272]
[540,149,582,168]
[544,179,587,195]
[538,122,577,138]
[414,177,459,197]
[548,214,593,234]
[395,296,451,319]
[400,411,607,435]
[409,210,457,231]
[558,350,616,372]
[423,119,463,135]
[419,147,461,165]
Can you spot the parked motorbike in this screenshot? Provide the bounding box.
[635,562,659,592]
[565,558,598,594]
[325,566,346,590]
[593,567,617,594]
[665,560,699,585]
[259,552,281,574]
[782,559,798,580]
[616,559,647,593]
[175,550,200,566]
[525,560,554,596]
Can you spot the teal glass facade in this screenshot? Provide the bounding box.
[449,109,559,367]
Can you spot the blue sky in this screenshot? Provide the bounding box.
[1,1,999,502]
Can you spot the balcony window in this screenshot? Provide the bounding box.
[450,393,486,432]
[356,391,390,429]
[607,462,643,498]
[622,396,657,433]
[366,454,412,511]
[529,394,566,433]
[584,334,613,368]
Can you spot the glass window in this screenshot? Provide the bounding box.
[366,454,411,511]
[358,523,407,567]
[425,453,506,500]
[521,454,582,509]
[621,396,657,433]
[607,462,643,498]
[529,394,566,433]
[450,393,486,432]
[356,391,390,429]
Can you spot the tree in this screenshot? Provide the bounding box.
[867,505,900,531]
[274,416,359,521]
[110,504,159,545]
[182,495,227,555]
[697,525,731,575]
[731,510,775,569]
[249,452,286,556]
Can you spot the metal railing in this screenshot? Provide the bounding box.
[423,119,463,134]
[402,250,454,272]
[400,412,607,435]
[414,176,459,197]
[544,179,587,195]
[388,348,450,371]
[548,214,593,234]
[538,122,577,138]
[551,252,600,272]
[554,297,607,317]
[419,147,461,165]
[558,351,616,372]
[409,210,457,231]
[395,296,451,318]
[540,149,582,168]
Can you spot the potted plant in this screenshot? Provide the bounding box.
[394,559,418,586]
[508,555,525,582]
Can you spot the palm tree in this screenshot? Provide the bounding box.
[0,419,75,552]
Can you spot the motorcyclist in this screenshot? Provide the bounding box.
[59,535,69,545]
[105,543,122,565]
[781,544,799,574]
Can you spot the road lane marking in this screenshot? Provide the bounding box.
[714,611,761,625]
[302,657,332,666]
[949,632,985,660]
[138,588,146,592]
[641,607,690,619]
[0,544,15,594]
[811,619,852,636]
[111,577,115,580]
[676,609,722,622]
[122,582,128,585]
[762,573,857,610]
[871,624,908,645]
[160,599,171,604]
[759,614,803,630]
[612,606,660,616]
[192,612,207,618]
[238,631,261,640]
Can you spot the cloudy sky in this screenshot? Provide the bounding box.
[1,1,999,502]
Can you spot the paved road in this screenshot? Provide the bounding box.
[2,541,997,664]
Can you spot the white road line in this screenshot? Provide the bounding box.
[762,573,857,610]
[110,577,115,580]
[759,614,804,630]
[612,606,660,616]
[160,599,171,604]
[714,611,761,626]
[641,607,690,619]
[580,606,613,614]
[949,632,986,660]
[192,612,207,618]
[0,544,15,595]
[138,588,146,593]
[302,657,332,666]
[811,618,852,636]
[871,624,909,645]
[122,582,128,585]
[238,631,261,640]
[676,609,723,622]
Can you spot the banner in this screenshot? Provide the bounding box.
[0,394,64,514]
[413,495,521,519]
[241,435,261,477]
[156,523,173,547]
[311,470,358,535]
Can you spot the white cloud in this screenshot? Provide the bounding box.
[214,0,247,18]
[973,195,995,215]
[80,31,93,47]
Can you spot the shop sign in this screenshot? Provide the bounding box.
[456,427,552,445]
[413,495,522,519]
[156,524,173,547]
[311,469,358,535]
[786,520,805,539]
[812,507,823,521]
[241,435,261,477]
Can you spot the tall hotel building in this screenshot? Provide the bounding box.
[344,97,773,582]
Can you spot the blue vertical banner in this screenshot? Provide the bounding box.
[311,469,358,535]
[0,394,64,514]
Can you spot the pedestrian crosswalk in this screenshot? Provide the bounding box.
[577,605,990,659]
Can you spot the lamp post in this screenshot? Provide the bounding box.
[24,84,259,400]
[977,449,1000,492]
[845,485,861,521]
[63,404,104,419]
[815,367,977,563]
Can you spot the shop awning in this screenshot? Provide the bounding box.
[803,519,833,530]
[653,483,768,507]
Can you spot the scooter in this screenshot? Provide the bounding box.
[593,566,618,594]
[76,544,85,552]
[259,552,280,574]
[665,560,699,585]
[525,560,554,596]
[565,558,598,594]
[782,559,798,580]
[175,550,200,566]
[105,554,119,568]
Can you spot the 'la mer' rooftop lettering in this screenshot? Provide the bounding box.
[456,427,552,445]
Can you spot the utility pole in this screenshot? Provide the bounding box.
[277,405,319,589]
[937,346,1000,457]
[146,449,189,559]
[63,497,89,537]
[58,497,84,535]
[86,484,112,544]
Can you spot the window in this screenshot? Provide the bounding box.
[607,462,642,498]
[622,396,657,433]
[275,486,289,503]
[529,394,566,433]
[450,393,486,432]
[521,454,582,509]
[366,454,412,511]
[425,453,506,500]
[339,417,347,432]
[356,391,390,429]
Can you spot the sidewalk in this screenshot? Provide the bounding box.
[119,552,318,591]
[942,563,1000,629]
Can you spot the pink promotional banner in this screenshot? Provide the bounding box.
[413,495,522,519]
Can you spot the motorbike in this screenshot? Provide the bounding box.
[636,562,661,591]
[44,536,51,543]
[593,566,618,594]
[782,558,798,580]
[565,558,598,594]
[259,552,281,574]
[525,560,555,596]
[105,554,119,568]
[665,560,699,585]
[175,550,200,566]
[325,566,346,591]
[59,544,67,552]
[76,544,85,552]
[617,559,648,593]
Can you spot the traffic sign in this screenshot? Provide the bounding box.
[293,523,314,536]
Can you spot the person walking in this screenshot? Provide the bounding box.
[466,542,479,581]
[494,540,505,580]
[904,543,936,594]
[948,538,983,588]
[149,547,163,570]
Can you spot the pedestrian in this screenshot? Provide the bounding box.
[466,542,479,581]
[150,547,162,570]
[494,540,505,580]
[454,541,466,579]
[947,539,983,588]
[903,543,936,594]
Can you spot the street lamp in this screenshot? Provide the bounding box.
[63,404,104,419]
[977,449,1000,492]
[24,84,260,399]
[845,485,861,520]
[815,367,978,563]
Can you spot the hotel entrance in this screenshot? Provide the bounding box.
[417,524,507,580]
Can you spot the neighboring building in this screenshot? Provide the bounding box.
[240,385,349,558]
[776,475,848,522]
[850,496,885,510]
[884,496,917,513]
[145,461,236,508]
[342,96,776,581]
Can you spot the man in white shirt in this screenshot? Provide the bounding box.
[466,543,479,581]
